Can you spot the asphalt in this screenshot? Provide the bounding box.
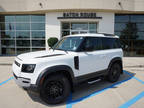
[0,57,144,108]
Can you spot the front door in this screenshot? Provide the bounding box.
[78,37,106,76]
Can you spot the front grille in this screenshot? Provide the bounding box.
[15,60,20,67]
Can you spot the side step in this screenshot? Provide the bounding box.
[88,78,101,84]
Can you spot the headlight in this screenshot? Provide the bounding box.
[21,64,36,73]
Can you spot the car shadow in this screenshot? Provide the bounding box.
[26,70,135,107]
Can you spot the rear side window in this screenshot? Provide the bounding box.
[101,37,121,50]
[115,39,121,48]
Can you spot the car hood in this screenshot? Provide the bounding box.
[17,50,67,60]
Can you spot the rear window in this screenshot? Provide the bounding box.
[101,37,121,49]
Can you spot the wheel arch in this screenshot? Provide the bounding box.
[108,57,123,74]
[36,65,76,91]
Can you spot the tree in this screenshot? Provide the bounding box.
[120,22,138,56]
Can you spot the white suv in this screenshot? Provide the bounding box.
[12,33,123,104]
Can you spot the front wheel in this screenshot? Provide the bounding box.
[40,74,71,104]
[107,63,121,82]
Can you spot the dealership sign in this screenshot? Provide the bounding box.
[57,12,102,19]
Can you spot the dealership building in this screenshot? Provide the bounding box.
[0,0,144,56]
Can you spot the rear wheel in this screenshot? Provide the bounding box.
[40,74,71,104]
[107,63,121,82]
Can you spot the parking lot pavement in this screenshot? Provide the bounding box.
[0,65,144,108]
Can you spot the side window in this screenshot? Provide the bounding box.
[102,38,121,50]
[82,37,102,51]
[115,39,122,48]
[102,38,113,49]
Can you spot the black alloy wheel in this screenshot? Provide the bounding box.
[107,63,121,82]
[40,74,71,104]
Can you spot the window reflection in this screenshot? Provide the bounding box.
[32,40,45,47]
[16,23,30,30]
[0,23,15,30]
[1,31,15,39]
[16,31,30,38]
[31,15,45,22]
[31,23,45,30]
[61,22,97,36]
[115,14,144,56]
[31,31,45,38]
[0,16,15,22]
[71,22,88,30]
[16,40,30,46]
[15,15,30,22]
[0,15,45,55]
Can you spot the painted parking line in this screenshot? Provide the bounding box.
[66,94,72,108]
[0,77,13,86]
[66,71,135,108]
[119,91,144,108]
[66,71,144,108]
[123,70,144,84]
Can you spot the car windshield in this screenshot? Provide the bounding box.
[54,36,84,51]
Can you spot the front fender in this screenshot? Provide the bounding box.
[36,65,76,89]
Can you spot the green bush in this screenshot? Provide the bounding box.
[47,37,58,48]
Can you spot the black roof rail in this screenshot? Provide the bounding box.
[103,33,115,36]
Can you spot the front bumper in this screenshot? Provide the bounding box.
[13,73,38,92]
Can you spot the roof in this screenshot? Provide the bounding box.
[66,33,119,38]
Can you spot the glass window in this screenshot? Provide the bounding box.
[32,40,45,47]
[32,48,45,51]
[115,14,144,56]
[71,31,79,35]
[115,23,126,31]
[16,23,30,30]
[89,23,97,30]
[1,40,15,47]
[82,37,102,51]
[137,32,144,40]
[61,22,97,37]
[136,24,144,31]
[0,14,45,55]
[17,48,30,54]
[2,48,15,55]
[115,32,121,37]
[71,22,88,30]
[1,31,15,39]
[54,37,84,51]
[16,31,30,38]
[16,40,30,46]
[0,23,15,30]
[31,15,45,22]
[130,15,144,23]
[62,31,70,36]
[31,23,45,30]
[102,38,116,49]
[89,31,97,33]
[31,31,45,38]
[115,15,129,22]
[0,15,15,22]
[62,23,70,30]
[15,15,30,22]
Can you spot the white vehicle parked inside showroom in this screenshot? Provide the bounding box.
[12,33,123,104]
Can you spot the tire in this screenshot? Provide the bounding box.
[107,63,121,82]
[40,74,71,104]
